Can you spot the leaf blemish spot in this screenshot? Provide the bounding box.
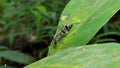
[113,52,117,57]
[82,48,86,53]
[60,14,70,21]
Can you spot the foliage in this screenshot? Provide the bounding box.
[0,0,120,68]
[0,0,70,67]
[0,50,35,65]
[24,0,120,68]
[24,43,120,68]
[48,0,120,55]
[0,0,69,44]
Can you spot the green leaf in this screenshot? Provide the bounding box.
[95,31,120,40]
[0,50,35,65]
[0,45,8,50]
[48,0,120,55]
[0,65,15,68]
[94,38,117,43]
[9,29,15,46]
[36,5,47,12]
[0,0,7,6]
[24,43,120,68]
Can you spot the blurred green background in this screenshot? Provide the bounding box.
[0,0,119,68]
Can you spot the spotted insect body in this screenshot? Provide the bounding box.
[52,23,73,45]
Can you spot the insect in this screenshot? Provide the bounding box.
[52,23,78,46]
[52,16,92,46]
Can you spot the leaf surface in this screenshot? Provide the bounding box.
[0,50,35,65]
[49,0,120,55]
[25,43,120,68]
